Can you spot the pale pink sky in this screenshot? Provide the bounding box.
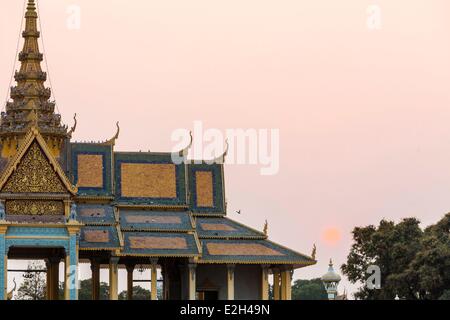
[1,0,450,296]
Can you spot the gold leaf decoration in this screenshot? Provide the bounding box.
[2,142,66,193]
[6,200,64,216]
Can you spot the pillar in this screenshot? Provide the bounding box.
[187,263,196,300]
[126,264,135,300]
[64,255,70,300]
[261,265,269,300]
[273,269,281,300]
[91,258,101,300]
[151,259,158,300]
[109,257,119,300]
[67,233,79,300]
[46,260,52,300]
[49,258,60,300]
[226,264,235,300]
[161,263,167,301]
[281,267,292,300]
[0,226,7,300]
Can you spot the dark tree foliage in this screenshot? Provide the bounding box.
[269,278,328,300]
[16,262,46,300]
[77,278,110,300]
[292,278,328,300]
[342,214,450,300]
[118,286,151,300]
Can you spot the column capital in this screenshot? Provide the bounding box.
[110,256,120,265]
[188,262,197,270]
[150,258,159,266]
[66,223,82,235]
[188,263,197,282]
[280,265,293,272]
[0,225,8,234]
[227,264,235,281]
[47,256,61,264]
[125,263,135,273]
[271,266,281,273]
[90,257,102,264]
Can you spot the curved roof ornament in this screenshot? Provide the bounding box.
[102,121,120,146]
[67,113,77,137]
[209,139,229,164]
[178,130,193,157]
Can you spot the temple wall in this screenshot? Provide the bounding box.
[196,265,228,300]
[234,265,262,300]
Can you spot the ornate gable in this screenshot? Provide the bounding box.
[0,128,77,195]
[3,142,66,193]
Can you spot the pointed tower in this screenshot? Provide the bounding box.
[0,0,68,160]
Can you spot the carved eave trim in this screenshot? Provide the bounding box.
[0,127,78,195]
[120,227,194,233]
[116,204,189,210]
[116,253,201,258]
[0,193,71,200]
[3,222,66,228]
[74,195,115,202]
[196,260,317,268]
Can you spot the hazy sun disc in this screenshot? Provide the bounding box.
[322,227,342,246]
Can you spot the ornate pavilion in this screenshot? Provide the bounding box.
[0,0,316,300]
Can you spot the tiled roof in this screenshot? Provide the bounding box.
[199,239,316,266]
[121,231,200,257]
[188,163,225,215]
[114,152,187,206]
[77,204,115,225]
[79,226,120,250]
[196,217,266,239]
[119,209,194,231]
[70,143,113,196]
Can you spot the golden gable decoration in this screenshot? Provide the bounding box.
[6,200,64,215]
[0,128,77,195]
[2,142,66,193]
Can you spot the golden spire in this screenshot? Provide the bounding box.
[0,0,68,143]
[263,220,268,236]
[311,243,317,260]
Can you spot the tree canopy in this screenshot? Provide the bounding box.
[342,213,450,300]
[292,278,328,300]
[269,278,328,300]
[16,262,46,300]
[118,286,151,300]
[77,278,110,300]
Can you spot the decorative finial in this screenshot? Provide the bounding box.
[102,121,120,146]
[27,0,36,10]
[178,130,193,157]
[68,113,77,136]
[263,220,268,235]
[209,139,229,164]
[311,243,317,260]
[329,258,333,267]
